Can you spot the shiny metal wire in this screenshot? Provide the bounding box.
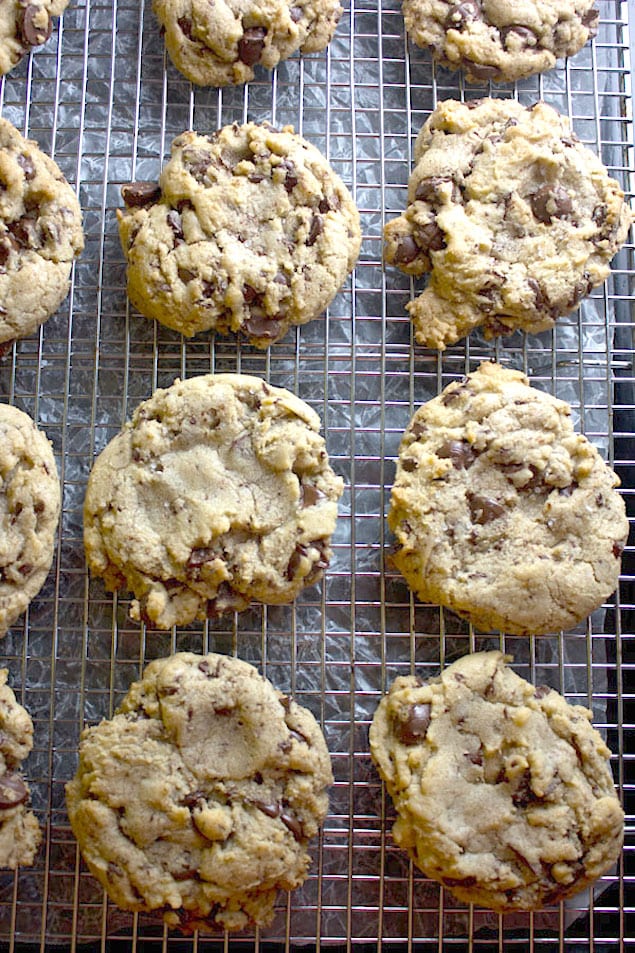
[0,0,633,948]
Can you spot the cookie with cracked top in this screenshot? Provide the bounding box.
[66,651,333,932]
[0,117,84,346]
[369,650,624,911]
[153,0,341,86]
[0,0,69,75]
[0,668,41,868]
[83,373,344,630]
[384,99,632,350]
[0,403,61,636]
[117,123,360,347]
[388,362,628,635]
[403,0,600,83]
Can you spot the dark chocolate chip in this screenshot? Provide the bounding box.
[206,582,245,617]
[7,215,37,249]
[396,703,431,745]
[300,483,326,507]
[188,547,216,568]
[501,25,537,48]
[413,220,445,252]
[613,541,624,558]
[530,184,572,224]
[17,153,35,180]
[318,195,339,213]
[592,204,608,227]
[465,61,500,81]
[0,243,11,268]
[286,543,310,581]
[242,283,261,305]
[401,457,417,473]
[237,27,266,66]
[437,439,477,470]
[281,159,298,193]
[121,182,161,208]
[582,7,599,37]
[178,266,197,283]
[558,482,578,497]
[166,209,184,243]
[445,1,481,30]
[414,175,456,204]
[280,809,304,841]
[527,277,549,312]
[0,773,28,809]
[392,234,420,265]
[306,214,323,247]
[19,5,52,47]
[243,313,283,340]
[177,16,193,39]
[467,493,505,524]
[533,685,551,699]
[252,799,281,818]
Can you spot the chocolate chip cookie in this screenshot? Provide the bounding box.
[403,0,599,84]
[388,362,628,635]
[84,373,344,630]
[0,403,61,635]
[0,0,68,75]
[66,652,333,932]
[118,123,360,347]
[0,117,84,347]
[369,651,624,911]
[0,668,41,868]
[384,99,632,350]
[153,0,342,87]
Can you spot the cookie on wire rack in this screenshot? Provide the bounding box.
[153,0,342,87]
[66,651,333,932]
[0,668,41,869]
[83,373,344,630]
[0,0,69,75]
[369,651,624,911]
[0,117,84,348]
[118,122,361,348]
[388,362,628,636]
[402,0,600,84]
[384,99,632,350]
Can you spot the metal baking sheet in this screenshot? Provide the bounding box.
[0,0,633,948]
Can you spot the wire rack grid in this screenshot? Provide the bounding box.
[0,0,633,949]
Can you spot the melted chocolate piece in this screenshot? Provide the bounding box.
[445,1,481,30]
[436,440,477,470]
[121,182,161,208]
[530,184,572,224]
[501,25,537,48]
[280,809,304,841]
[0,773,28,809]
[465,61,500,81]
[396,703,431,745]
[187,547,216,568]
[392,234,420,265]
[413,220,445,252]
[306,214,323,246]
[467,493,505,524]
[19,5,52,47]
[612,541,624,559]
[252,799,281,819]
[243,313,283,340]
[238,27,266,66]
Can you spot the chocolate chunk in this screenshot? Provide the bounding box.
[558,482,578,497]
[0,773,28,809]
[613,541,624,559]
[178,266,197,283]
[243,313,283,340]
[445,1,481,30]
[252,799,280,818]
[280,809,304,841]
[206,583,245,617]
[237,27,266,66]
[286,543,310,580]
[530,184,572,224]
[17,153,35,180]
[242,283,261,305]
[401,457,417,473]
[501,25,537,48]
[19,5,52,47]
[437,440,477,470]
[0,243,11,268]
[187,547,216,568]
[533,685,551,699]
[306,214,323,247]
[413,220,445,252]
[414,176,458,204]
[465,61,500,81]
[467,493,505,524]
[528,277,549,313]
[183,149,213,181]
[511,771,538,808]
[300,483,326,507]
[7,215,37,249]
[392,234,420,265]
[592,204,607,227]
[121,182,161,208]
[281,159,298,193]
[166,209,184,244]
[177,16,193,39]
[582,7,599,37]
[319,195,339,213]
[396,703,431,745]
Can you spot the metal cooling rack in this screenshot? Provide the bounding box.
[0,0,633,949]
